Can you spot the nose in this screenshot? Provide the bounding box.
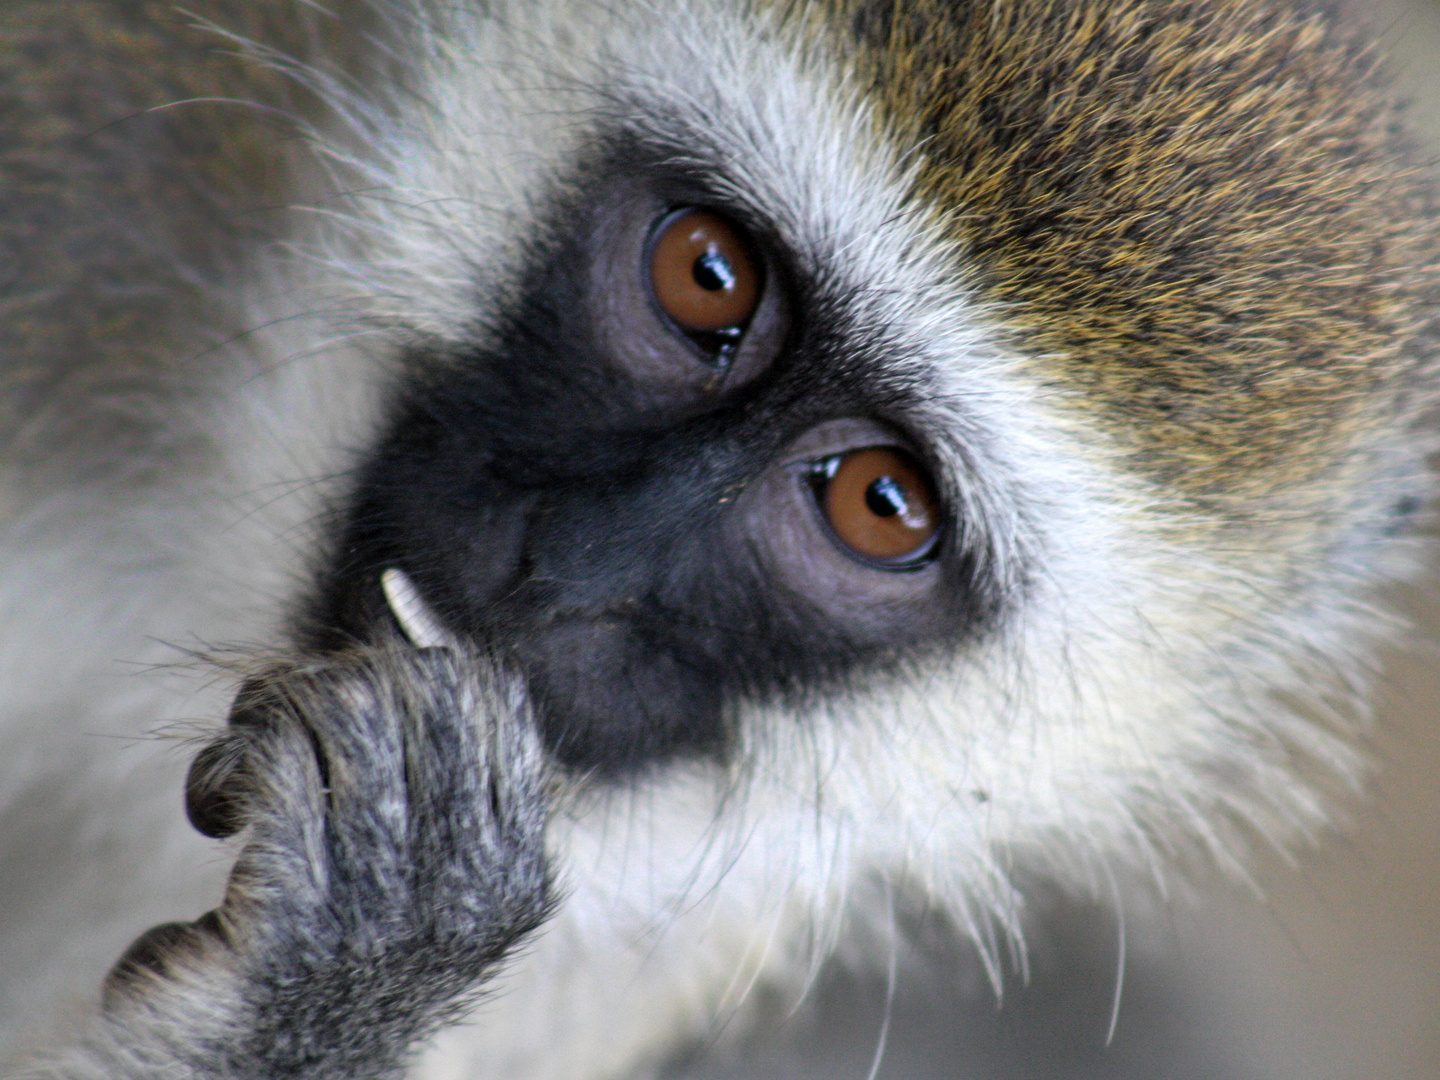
[514,614,725,772]
[502,477,704,621]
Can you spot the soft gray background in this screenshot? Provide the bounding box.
[672,3,1440,1077]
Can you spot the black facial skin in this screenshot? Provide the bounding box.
[306,163,991,776]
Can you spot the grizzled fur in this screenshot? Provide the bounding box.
[828,0,1440,510]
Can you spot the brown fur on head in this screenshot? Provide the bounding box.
[793,0,1440,522]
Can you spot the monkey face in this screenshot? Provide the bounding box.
[312,165,990,773]
[283,0,1439,850]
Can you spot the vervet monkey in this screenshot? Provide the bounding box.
[1,0,1437,1076]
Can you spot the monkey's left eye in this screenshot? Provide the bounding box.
[812,448,941,567]
[648,209,761,351]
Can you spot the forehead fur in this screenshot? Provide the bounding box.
[778,0,1440,511]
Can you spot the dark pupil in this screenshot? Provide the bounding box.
[692,249,735,292]
[865,476,906,518]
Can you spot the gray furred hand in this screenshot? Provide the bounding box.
[44,649,553,1080]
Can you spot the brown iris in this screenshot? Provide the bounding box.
[648,209,760,334]
[818,448,941,565]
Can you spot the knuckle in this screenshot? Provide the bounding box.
[100,913,227,1014]
[185,732,253,839]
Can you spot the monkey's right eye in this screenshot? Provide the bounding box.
[812,447,941,567]
[648,209,761,352]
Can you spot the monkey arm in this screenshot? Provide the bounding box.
[21,648,554,1080]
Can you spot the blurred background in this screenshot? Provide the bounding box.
[672,3,1440,1077]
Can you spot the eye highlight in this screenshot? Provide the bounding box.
[648,209,761,342]
[814,448,941,566]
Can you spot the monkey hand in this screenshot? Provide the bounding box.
[47,648,554,1080]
